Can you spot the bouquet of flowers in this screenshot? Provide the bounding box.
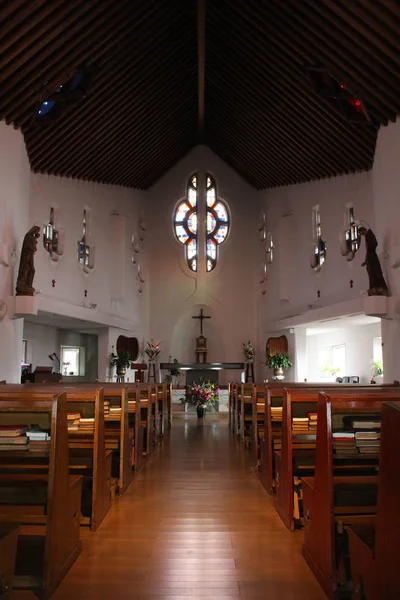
[145,339,161,362]
[242,341,255,362]
[185,378,220,408]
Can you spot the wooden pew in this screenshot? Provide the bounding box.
[138,383,153,457]
[0,386,111,532]
[259,382,399,496]
[0,394,82,599]
[156,383,166,439]
[229,383,239,433]
[301,390,400,600]
[0,523,19,600]
[347,400,400,600]
[125,383,143,471]
[238,383,253,444]
[252,383,266,469]
[150,383,159,447]
[166,382,172,429]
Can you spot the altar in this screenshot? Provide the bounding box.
[159,362,245,386]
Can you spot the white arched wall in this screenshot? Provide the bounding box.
[170,303,227,365]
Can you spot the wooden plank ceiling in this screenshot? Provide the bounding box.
[1,0,400,190]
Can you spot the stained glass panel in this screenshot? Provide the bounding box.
[191,175,197,188]
[187,238,197,259]
[207,212,216,234]
[187,211,197,234]
[214,202,227,221]
[190,258,197,272]
[207,187,216,207]
[207,238,217,259]
[175,225,189,244]
[207,259,213,272]
[188,188,197,206]
[214,225,228,243]
[175,202,189,221]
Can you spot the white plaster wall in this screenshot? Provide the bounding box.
[258,171,376,327]
[29,174,148,336]
[23,321,60,371]
[372,119,400,383]
[0,124,31,382]
[304,323,381,384]
[147,145,259,385]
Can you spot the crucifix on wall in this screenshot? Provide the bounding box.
[192,308,211,363]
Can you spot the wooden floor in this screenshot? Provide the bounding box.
[16,414,326,599]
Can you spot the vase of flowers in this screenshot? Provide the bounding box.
[266,352,292,379]
[184,378,220,418]
[242,341,255,363]
[145,339,161,363]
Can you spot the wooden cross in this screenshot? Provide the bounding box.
[192,308,211,335]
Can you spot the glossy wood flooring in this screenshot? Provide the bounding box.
[17,415,326,599]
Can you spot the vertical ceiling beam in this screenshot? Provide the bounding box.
[198,0,206,141]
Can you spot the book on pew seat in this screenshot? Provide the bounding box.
[0,443,30,451]
[343,415,381,430]
[355,431,380,440]
[0,425,28,437]
[0,435,28,445]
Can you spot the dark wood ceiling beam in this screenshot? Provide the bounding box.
[265,0,398,119]
[205,45,370,173]
[2,0,163,122]
[0,1,86,71]
[197,0,206,140]
[206,106,316,184]
[230,0,393,123]
[206,49,369,174]
[206,138,272,188]
[43,69,197,175]
[356,0,400,36]
[0,0,53,51]
[206,89,332,181]
[212,3,376,148]
[323,0,400,60]
[116,132,197,188]
[29,33,195,168]
[25,10,194,154]
[19,4,194,129]
[72,98,197,183]
[295,0,400,82]
[101,122,196,188]
[84,106,197,183]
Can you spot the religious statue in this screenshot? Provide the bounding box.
[359,226,388,296]
[16,226,41,296]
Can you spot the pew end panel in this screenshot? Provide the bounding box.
[0,396,82,599]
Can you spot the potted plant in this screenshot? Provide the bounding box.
[321,365,341,377]
[242,341,255,363]
[164,356,182,385]
[371,359,383,382]
[110,350,131,377]
[266,352,292,379]
[184,378,220,418]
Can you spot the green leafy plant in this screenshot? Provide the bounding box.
[110,350,131,369]
[321,365,340,376]
[371,359,383,377]
[266,352,292,369]
[164,356,181,383]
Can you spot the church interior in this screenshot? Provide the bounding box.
[0,1,400,598]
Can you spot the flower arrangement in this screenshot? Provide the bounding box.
[145,339,161,362]
[242,341,255,362]
[321,365,340,377]
[184,378,220,408]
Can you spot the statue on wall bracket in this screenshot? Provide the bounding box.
[16,226,41,296]
[359,226,388,296]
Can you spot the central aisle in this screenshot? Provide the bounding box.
[52,415,326,599]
